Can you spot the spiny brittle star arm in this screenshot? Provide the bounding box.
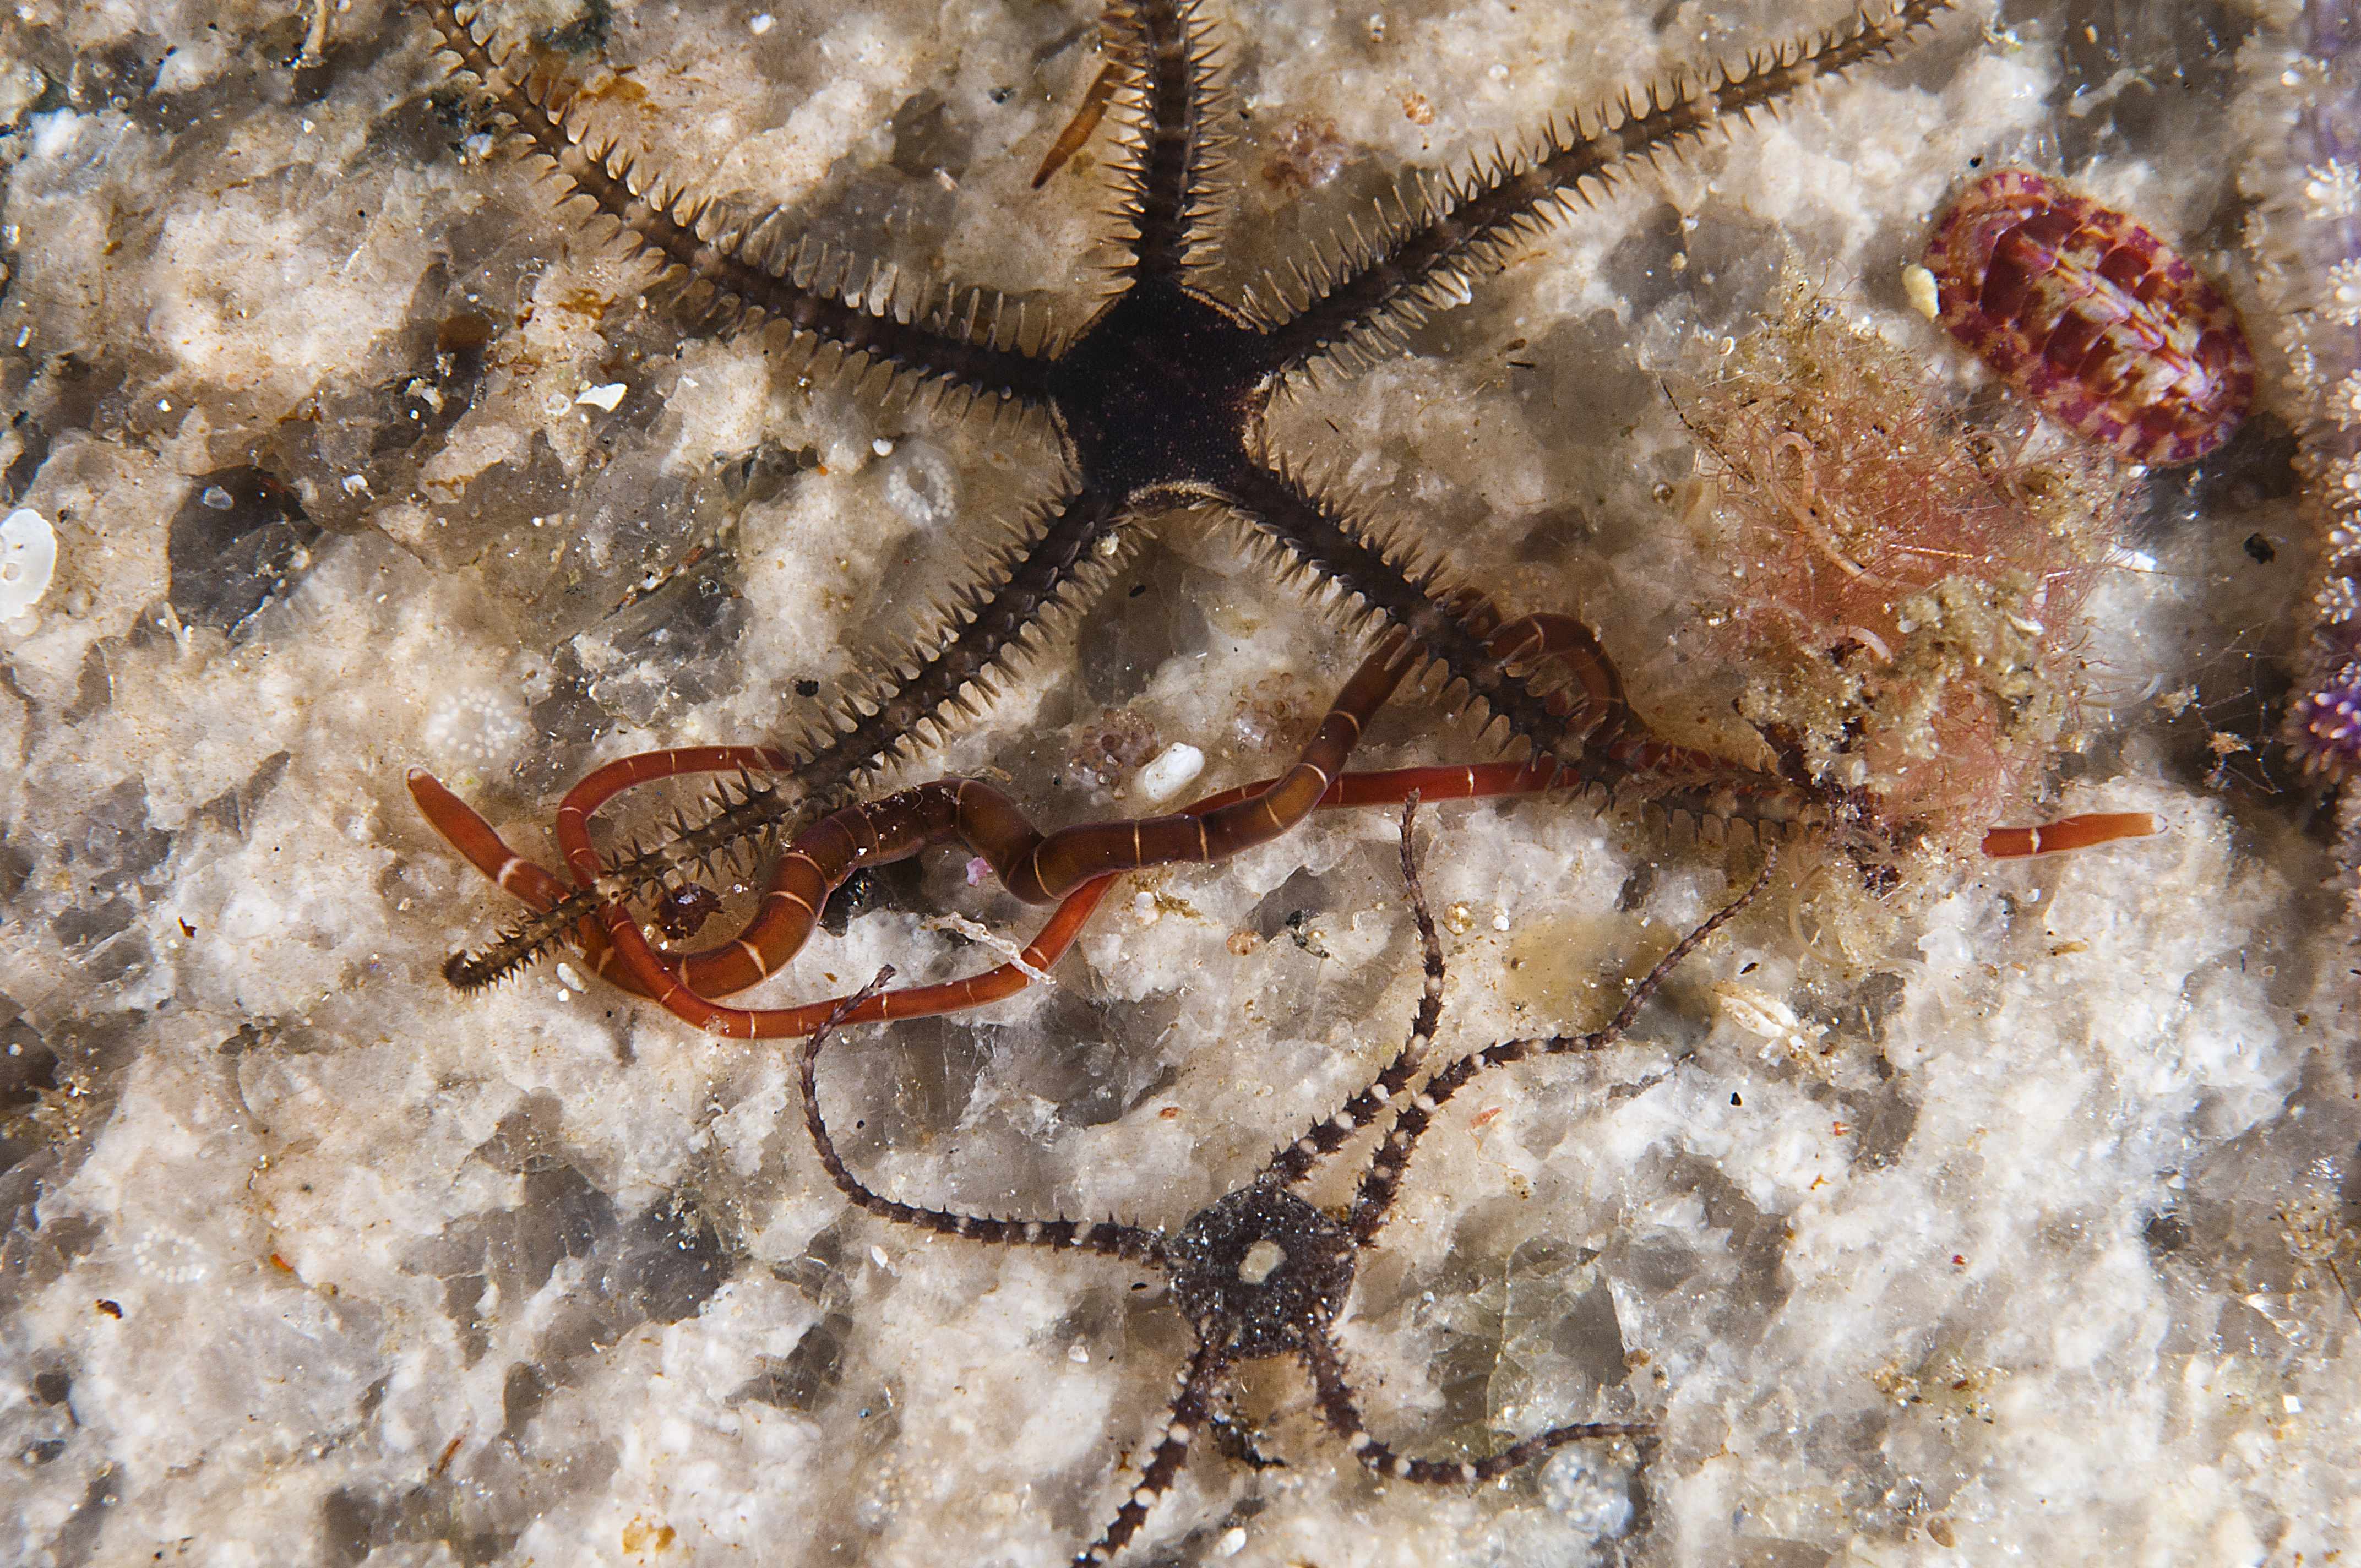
[1219,461,1819,834]
[443,483,1129,990]
[1103,0,1230,281]
[1260,0,1955,375]
[414,0,1057,403]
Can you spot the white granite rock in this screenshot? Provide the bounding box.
[0,2,2351,1567]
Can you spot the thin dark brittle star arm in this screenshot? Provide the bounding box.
[1220,460,1814,834]
[1301,1333,1653,1485]
[1262,0,1953,374]
[1266,795,1446,1185]
[1076,1339,1230,1566]
[801,968,1166,1264]
[443,482,1128,990]
[1348,854,1776,1242]
[416,1,1054,404]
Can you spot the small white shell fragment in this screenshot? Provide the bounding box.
[1901,262,1941,320]
[0,508,58,623]
[1714,980,1800,1035]
[1713,979,1827,1059]
[575,382,627,411]
[1136,742,1205,802]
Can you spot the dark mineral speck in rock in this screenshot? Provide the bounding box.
[167,466,321,637]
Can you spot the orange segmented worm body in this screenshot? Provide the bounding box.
[410,607,1693,1037]
[1979,811,2160,858]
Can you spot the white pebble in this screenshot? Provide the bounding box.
[0,508,57,623]
[1137,743,1205,803]
[575,382,627,411]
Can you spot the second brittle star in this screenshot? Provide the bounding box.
[412,0,1950,992]
[797,798,1775,1564]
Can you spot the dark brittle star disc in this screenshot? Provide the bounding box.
[1168,1181,1355,1360]
[1046,275,1272,493]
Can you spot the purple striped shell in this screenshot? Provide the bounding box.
[1921,170,2254,465]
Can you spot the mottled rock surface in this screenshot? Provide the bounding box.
[0,2,2351,1565]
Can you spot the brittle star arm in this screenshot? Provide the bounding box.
[442,481,1130,988]
[1075,1338,1231,1568]
[1264,793,1449,1186]
[414,0,1058,404]
[1346,853,1778,1243]
[1258,0,1955,377]
[1101,0,1227,281]
[1280,863,1780,1492]
[1299,1332,1654,1485]
[799,968,1167,1264]
[1219,459,1817,835]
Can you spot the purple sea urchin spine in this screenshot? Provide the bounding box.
[1921,171,2254,465]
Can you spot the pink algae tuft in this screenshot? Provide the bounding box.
[1687,281,2140,852]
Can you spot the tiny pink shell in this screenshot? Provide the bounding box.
[1921,170,2253,465]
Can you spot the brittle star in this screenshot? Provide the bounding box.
[797,797,1773,1562]
[410,0,1947,998]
